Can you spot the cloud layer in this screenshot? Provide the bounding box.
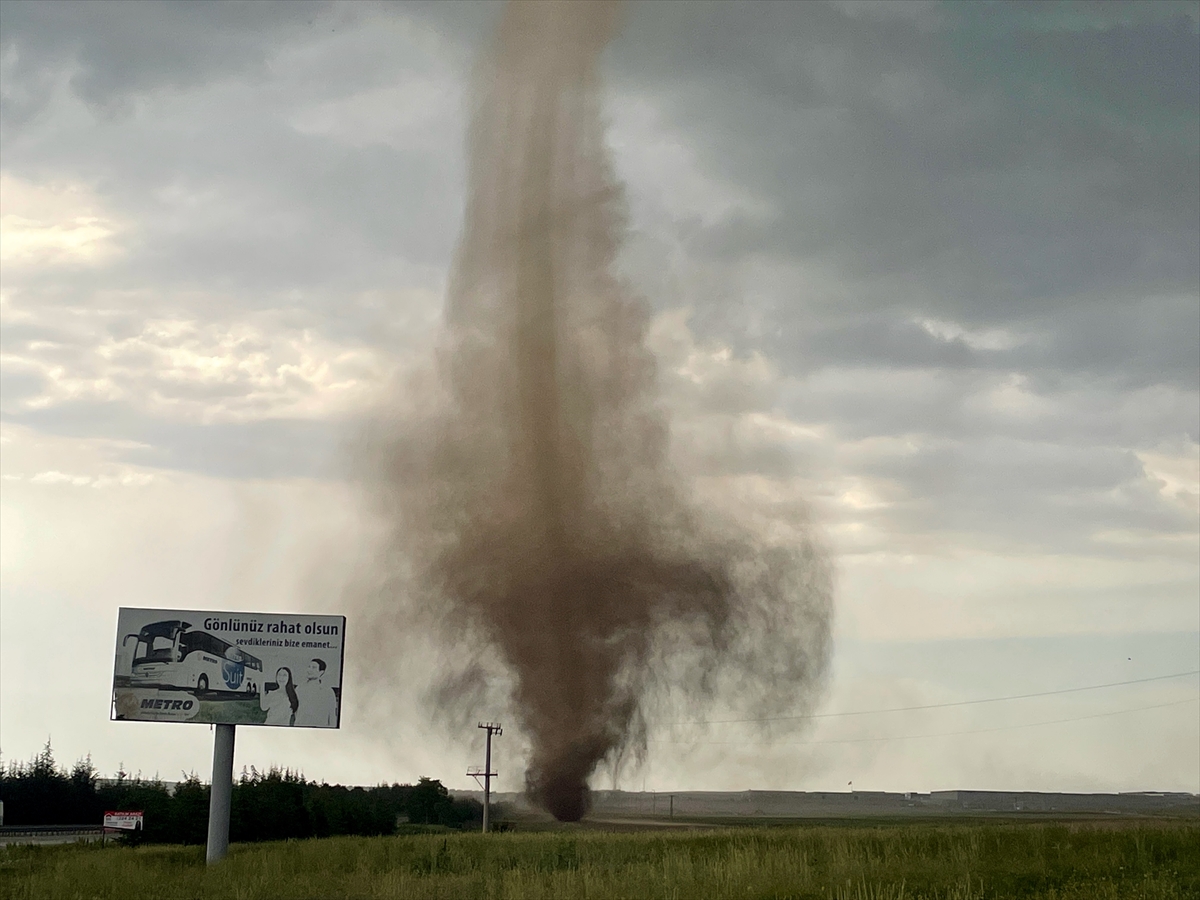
[1,0,1196,792]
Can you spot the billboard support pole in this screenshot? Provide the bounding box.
[206,723,236,864]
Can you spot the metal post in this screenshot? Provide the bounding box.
[206,724,235,864]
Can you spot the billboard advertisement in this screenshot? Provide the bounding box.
[103,811,144,831]
[112,608,345,728]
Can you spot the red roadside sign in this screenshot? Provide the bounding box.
[103,811,144,831]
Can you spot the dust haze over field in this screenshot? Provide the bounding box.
[360,0,833,822]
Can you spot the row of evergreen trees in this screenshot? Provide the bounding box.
[0,742,482,843]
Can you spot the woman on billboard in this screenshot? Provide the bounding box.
[260,666,299,726]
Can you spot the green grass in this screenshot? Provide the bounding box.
[2,820,1197,899]
[193,697,269,724]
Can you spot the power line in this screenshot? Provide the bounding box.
[662,670,1200,727]
[649,696,1199,747]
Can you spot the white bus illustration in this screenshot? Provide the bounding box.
[121,620,263,695]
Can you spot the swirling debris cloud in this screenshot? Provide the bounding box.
[369,0,832,822]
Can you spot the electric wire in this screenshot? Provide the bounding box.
[649,695,1200,747]
[662,669,1200,727]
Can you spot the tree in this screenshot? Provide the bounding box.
[168,775,209,844]
[0,743,478,839]
[407,777,450,825]
[0,740,83,825]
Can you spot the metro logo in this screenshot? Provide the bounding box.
[140,698,194,711]
[115,687,201,721]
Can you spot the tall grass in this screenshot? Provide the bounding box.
[2,820,1196,900]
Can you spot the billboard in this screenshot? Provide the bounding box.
[103,811,144,831]
[112,608,345,728]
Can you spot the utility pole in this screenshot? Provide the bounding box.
[468,722,502,833]
[669,794,674,818]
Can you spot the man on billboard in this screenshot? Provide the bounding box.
[294,658,338,727]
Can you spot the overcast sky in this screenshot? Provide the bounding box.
[1,0,1197,795]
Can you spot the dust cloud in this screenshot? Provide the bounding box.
[361,0,832,821]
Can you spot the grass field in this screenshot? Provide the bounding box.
[2,819,1197,899]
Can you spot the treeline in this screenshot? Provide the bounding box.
[0,742,481,843]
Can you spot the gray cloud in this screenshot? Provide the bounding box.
[2,1,1196,564]
[605,2,1199,381]
[5,402,345,480]
[1,1,335,120]
[0,0,1196,796]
